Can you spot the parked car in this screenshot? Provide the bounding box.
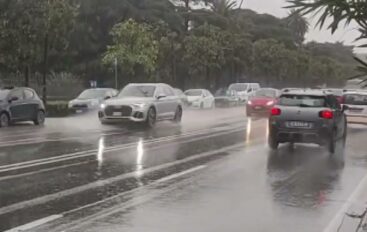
[228,83,260,102]
[98,83,182,127]
[343,91,367,124]
[246,88,280,116]
[214,88,240,107]
[268,89,347,153]
[69,88,118,112]
[184,89,215,109]
[0,87,46,127]
[174,88,189,106]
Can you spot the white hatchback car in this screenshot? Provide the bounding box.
[184,89,215,109]
[343,91,367,124]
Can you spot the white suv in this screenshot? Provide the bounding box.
[228,83,260,102]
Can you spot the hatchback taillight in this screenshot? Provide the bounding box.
[271,107,281,116]
[320,110,333,119]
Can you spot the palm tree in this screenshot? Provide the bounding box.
[284,10,309,46]
[210,0,237,17]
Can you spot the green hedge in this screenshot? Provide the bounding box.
[46,101,70,117]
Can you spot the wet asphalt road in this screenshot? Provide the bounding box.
[1,107,367,232]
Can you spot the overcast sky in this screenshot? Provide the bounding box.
[240,0,366,53]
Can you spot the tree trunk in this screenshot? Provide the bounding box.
[205,66,211,90]
[24,65,30,87]
[184,0,190,32]
[42,34,49,105]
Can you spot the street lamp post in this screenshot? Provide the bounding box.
[114,58,118,89]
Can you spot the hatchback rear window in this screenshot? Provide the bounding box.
[279,95,326,107]
[344,94,367,105]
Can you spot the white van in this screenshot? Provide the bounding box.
[228,83,260,102]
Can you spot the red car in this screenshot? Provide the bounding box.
[246,88,280,117]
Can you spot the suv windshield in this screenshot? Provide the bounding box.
[0,90,10,100]
[279,95,326,107]
[185,90,202,96]
[118,85,155,98]
[344,94,367,105]
[78,89,107,99]
[229,84,248,92]
[254,89,276,98]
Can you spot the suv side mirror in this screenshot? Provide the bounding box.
[104,96,111,100]
[8,96,19,103]
[156,94,166,100]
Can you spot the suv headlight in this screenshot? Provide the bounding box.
[68,101,74,108]
[100,103,106,109]
[266,101,275,106]
[132,103,147,109]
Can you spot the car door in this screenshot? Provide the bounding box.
[8,88,27,120]
[154,86,168,119]
[163,86,178,118]
[23,89,39,120]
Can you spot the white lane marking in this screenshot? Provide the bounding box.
[0,127,245,180]
[323,173,367,232]
[4,214,62,232]
[0,125,246,173]
[155,165,206,183]
[64,165,207,215]
[6,165,207,232]
[0,132,126,147]
[0,143,244,216]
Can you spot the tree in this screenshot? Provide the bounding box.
[0,0,77,101]
[102,19,159,85]
[284,10,309,46]
[287,0,367,84]
[183,23,225,89]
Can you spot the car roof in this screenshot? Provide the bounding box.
[344,91,367,96]
[257,88,278,91]
[128,83,168,87]
[281,89,329,96]
[185,89,206,91]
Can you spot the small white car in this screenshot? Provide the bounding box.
[228,83,260,102]
[343,91,367,124]
[184,89,215,109]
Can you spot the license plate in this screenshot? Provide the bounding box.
[113,112,122,116]
[286,121,311,128]
[76,110,83,113]
[254,106,262,110]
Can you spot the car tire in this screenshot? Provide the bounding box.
[34,110,45,125]
[200,102,204,109]
[0,112,10,128]
[268,134,279,150]
[146,107,156,128]
[173,106,183,123]
[328,130,337,154]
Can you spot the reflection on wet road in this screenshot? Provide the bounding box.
[1,108,367,232]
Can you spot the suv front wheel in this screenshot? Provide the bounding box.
[0,113,10,127]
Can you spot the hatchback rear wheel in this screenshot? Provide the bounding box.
[268,133,279,150]
[328,130,336,154]
[0,113,9,127]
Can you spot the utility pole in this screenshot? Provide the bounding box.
[114,58,118,89]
